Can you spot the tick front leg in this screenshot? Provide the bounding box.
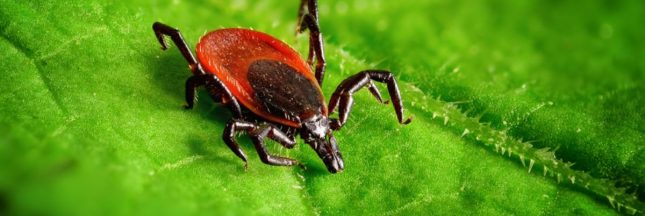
[329,70,413,130]
[297,0,326,85]
[223,120,298,168]
[249,125,298,166]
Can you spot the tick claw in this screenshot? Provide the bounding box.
[296,20,307,34]
[402,116,414,124]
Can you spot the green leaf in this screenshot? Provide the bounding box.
[1,1,642,215]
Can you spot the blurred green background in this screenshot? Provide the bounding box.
[0,0,643,215]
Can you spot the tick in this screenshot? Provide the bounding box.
[152,0,411,173]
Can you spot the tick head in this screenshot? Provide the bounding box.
[302,116,345,173]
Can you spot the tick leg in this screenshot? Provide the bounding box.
[153,22,205,76]
[206,75,244,119]
[329,70,413,130]
[249,124,298,166]
[183,74,243,119]
[185,73,243,119]
[297,0,326,85]
[367,80,388,104]
[223,120,253,167]
[184,75,208,109]
[153,23,237,114]
[223,119,298,168]
[297,0,311,28]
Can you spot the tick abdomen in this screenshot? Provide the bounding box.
[248,59,324,121]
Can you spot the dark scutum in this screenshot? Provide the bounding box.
[248,59,324,122]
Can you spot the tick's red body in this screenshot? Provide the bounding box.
[152,0,410,173]
[196,29,327,128]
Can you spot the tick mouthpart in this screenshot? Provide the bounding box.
[318,139,344,174]
[307,136,345,174]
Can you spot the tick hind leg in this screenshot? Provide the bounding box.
[297,0,326,85]
[223,119,298,169]
[153,22,243,117]
[153,22,205,76]
[183,73,243,118]
[329,70,413,130]
[183,75,208,109]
